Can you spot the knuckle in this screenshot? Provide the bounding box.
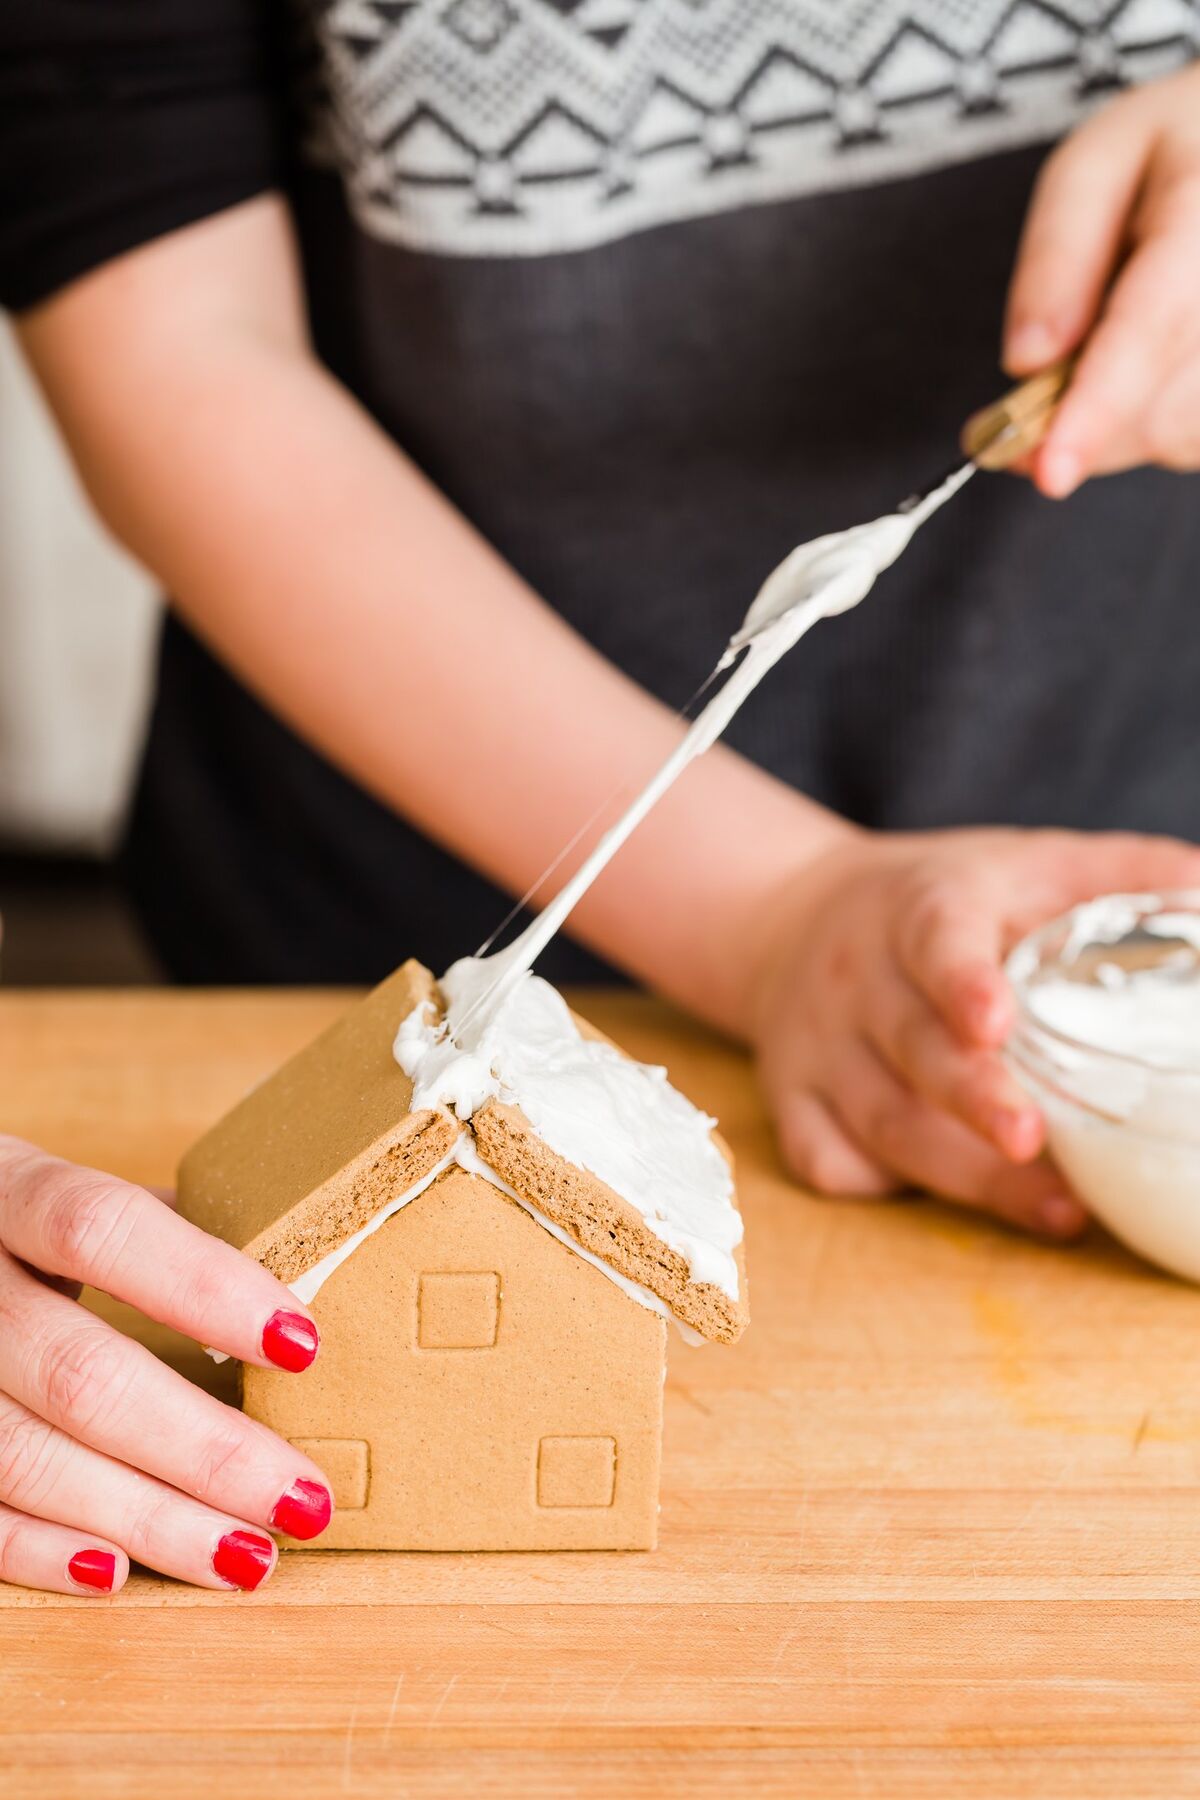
[122,1489,176,1567]
[893,1010,931,1076]
[161,1252,232,1338]
[0,1412,32,1500]
[0,1405,62,1513]
[42,1174,140,1281]
[899,878,958,960]
[189,1420,257,1501]
[36,1324,125,1436]
[0,1511,22,1585]
[863,1102,912,1166]
[953,1061,1000,1123]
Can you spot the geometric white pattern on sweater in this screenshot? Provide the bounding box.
[302,0,1200,256]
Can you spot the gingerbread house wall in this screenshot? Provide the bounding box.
[247,1166,668,1550]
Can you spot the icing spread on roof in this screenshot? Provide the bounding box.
[393,965,742,1302]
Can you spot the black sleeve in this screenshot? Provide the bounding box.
[0,0,285,311]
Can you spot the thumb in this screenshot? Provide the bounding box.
[1008,832,1200,939]
[1068,833,1200,899]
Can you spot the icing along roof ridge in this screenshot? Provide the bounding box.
[176,961,747,1345]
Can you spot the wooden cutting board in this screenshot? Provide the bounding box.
[2,987,1200,1798]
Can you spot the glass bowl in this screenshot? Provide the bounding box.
[1006,892,1200,1280]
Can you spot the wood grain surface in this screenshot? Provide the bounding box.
[2,988,1200,1798]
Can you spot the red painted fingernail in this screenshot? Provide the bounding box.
[212,1529,274,1591]
[68,1549,116,1593]
[270,1478,333,1541]
[262,1310,320,1372]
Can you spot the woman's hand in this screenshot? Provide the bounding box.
[1005,64,1200,495]
[0,1136,332,1597]
[750,827,1200,1235]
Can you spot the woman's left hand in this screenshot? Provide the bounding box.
[1004,63,1200,496]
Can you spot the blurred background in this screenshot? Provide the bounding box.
[0,317,162,984]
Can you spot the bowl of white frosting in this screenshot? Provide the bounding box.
[1006,892,1200,1282]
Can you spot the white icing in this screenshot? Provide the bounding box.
[1008,894,1200,1283]
[396,970,741,1299]
[1025,973,1200,1075]
[727,463,973,654]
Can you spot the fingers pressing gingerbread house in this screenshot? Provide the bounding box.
[177,960,748,1551]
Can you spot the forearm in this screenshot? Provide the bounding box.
[19,197,855,1032]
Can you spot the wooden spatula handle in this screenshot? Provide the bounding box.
[962,356,1077,470]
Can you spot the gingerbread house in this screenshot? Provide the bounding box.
[177,961,747,1551]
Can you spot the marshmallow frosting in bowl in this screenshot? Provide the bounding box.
[1006,892,1200,1281]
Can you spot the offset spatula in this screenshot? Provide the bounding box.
[962,354,1078,469]
[891,354,1079,528]
[894,354,1078,525]
[459,357,1081,1027]
[966,355,1078,468]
